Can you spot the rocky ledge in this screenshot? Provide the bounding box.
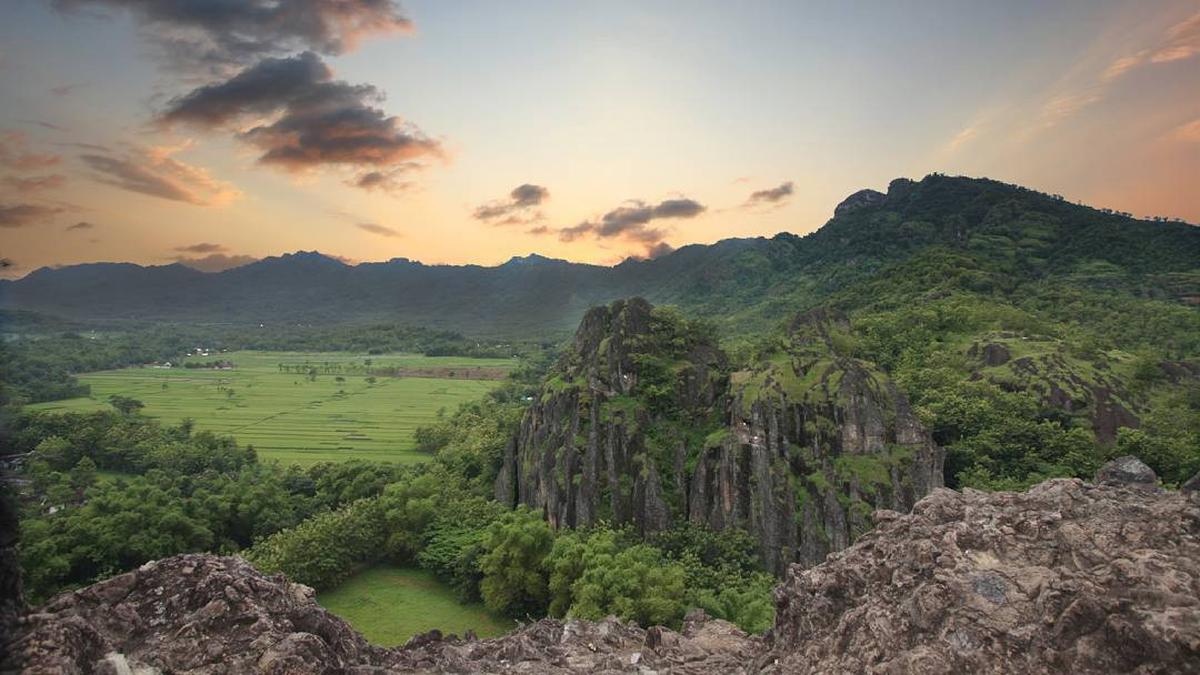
[5,459,1199,674]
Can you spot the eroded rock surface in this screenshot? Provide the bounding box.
[767,478,1200,674]
[8,474,1198,673]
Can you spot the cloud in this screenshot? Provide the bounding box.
[158,52,443,180]
[172,253,259,272]
[356,222,400,237]
[555,195,705,257]
[474,183,549,225]
[1170,118,1200,143]
[0,202,65,228]
[1150,11,1200,63]
[51,0,412,70]
[3,174,67,192]
[174,242,226,253]
[349,167,417,192]
[66,220,96,231]
[526,225,551,235]
[0,131,62,171]
[20,119,68,132]
[745,181,794,207]
[80,143,240,205]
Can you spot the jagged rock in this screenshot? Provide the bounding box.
[700,308,944,573]
[7,473,1199,673]
[1094,455,1158,488]
[766,478,1200,674]
[1183,472,1200,494]
[833,188,886,217]
[501,301,944,575]
[980,342,1011,366]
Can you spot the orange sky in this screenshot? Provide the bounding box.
[1,1,1197,279]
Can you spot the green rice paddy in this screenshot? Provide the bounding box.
[28,350,512,467]
[317,566,512,646]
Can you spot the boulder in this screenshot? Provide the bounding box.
[1094,455,1158,488]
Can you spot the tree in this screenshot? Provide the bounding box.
[69,456,97,490]
[479,506,553,617]
[108,395,144,415]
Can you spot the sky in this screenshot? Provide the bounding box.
[0,0,1198,278]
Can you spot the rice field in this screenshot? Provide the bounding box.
[27,350,512,466]
[317,566,512,646]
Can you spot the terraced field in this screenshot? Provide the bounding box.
[28,351,512,466]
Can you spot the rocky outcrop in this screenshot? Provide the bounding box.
[498,297,727,535]
[700,308,944,573]
[833,188,887,217]
[7,472,1199,673]
[767,474,1200,674]
[499,301,944,575]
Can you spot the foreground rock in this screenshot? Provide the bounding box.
[6,474,1199,673]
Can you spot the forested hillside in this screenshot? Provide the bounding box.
[5,175,1195,338]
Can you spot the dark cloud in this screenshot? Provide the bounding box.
[526,225,551,236]
[554,195,704,257]
[66,221,97,231]
[349,167,416,192]
[80,145,239,205]
[159,52,443,179]
[0,131,62,170]
[52,0,411,69]
[473,183,549,225]
[643,242,675,259]
[357,222,400,237]
[174,242,226,253]
[0,258,12,268]
[3,174,67,192]
[746,181,794,206]
[172,253,259,272]
[0,203,65,228]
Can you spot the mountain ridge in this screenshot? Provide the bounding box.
[2,174,1196,337]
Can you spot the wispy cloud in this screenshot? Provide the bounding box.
[81,142,240,206]
[357,222,400,237]
[174,242,227,254]
[0,202,66,228]
[0,131,62,171]
[172,253,259,272]
[744,181,794,209]
[66,220,97,231]
[1170,118,1200,143]
[3,174,67,192]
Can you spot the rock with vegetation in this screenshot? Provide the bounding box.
[704,308,944,573]
[498,299,944,574]
[7,469,1198,673]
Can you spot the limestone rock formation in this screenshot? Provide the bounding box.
[767,477,1200,674]
[833,188,887,217]
[6,473,1199,673]
[704,308,944,573]
[498,300,944,575]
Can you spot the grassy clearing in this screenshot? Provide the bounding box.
[28,351,511,466]
[317,566,512,646]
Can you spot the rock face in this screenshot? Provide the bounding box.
[498,300,944,575]
[706,309,944,573]
[768,478,1200,674]
[833,188,887,217]
[7,474,1199,673]
[496,297,728,535]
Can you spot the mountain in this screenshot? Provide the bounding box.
[5,174,1194,337]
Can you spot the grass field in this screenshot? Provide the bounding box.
[317,566,512,645]
[28,351,511,466]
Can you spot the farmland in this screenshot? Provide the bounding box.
[27,350,512,466]
[317,566,512,646]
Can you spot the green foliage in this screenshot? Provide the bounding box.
[246,498,386,590]
[478,506,554,618]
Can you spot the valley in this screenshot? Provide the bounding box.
[26,351,510,466]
